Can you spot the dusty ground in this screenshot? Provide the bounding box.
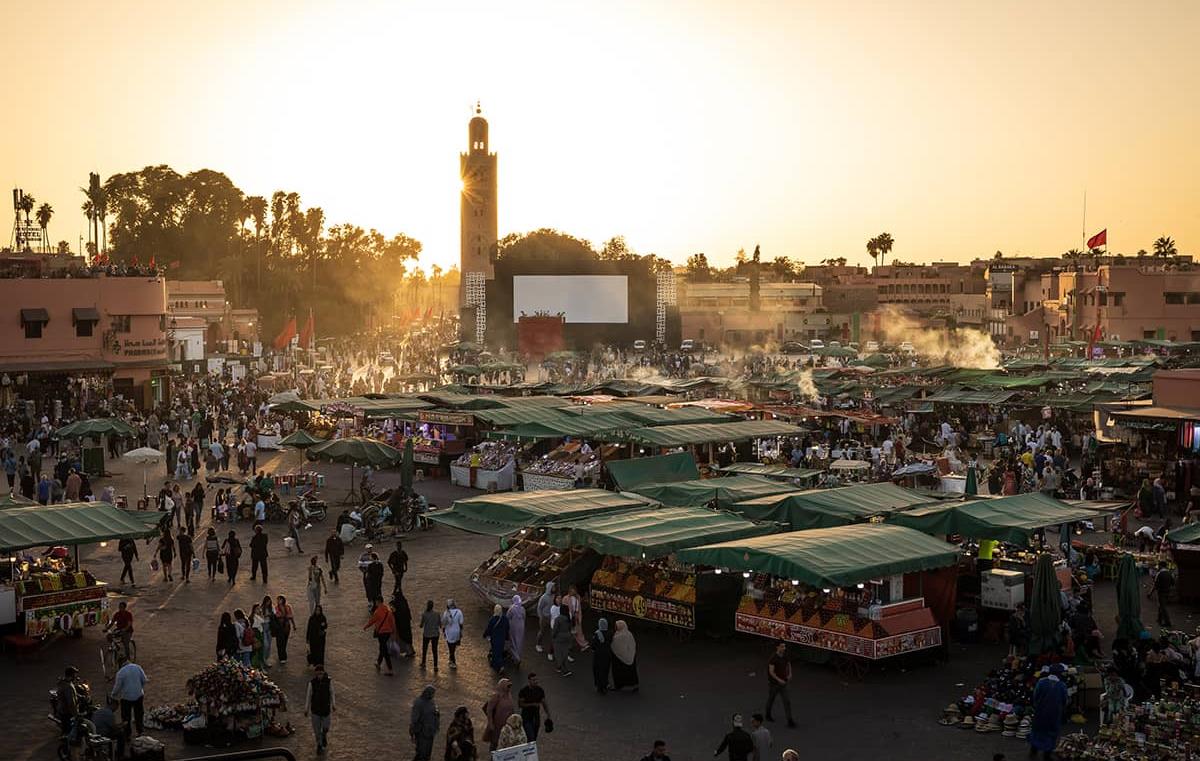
[2,451,1192,761]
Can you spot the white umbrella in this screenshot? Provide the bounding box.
[123,448,164,503]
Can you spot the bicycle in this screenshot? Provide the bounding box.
[99,633,137,681]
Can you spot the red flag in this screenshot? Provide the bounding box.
[298,309,314,350]
[273,316,297,350]
[1086,322,1102,358]
[1086,229,1107,249]
[424,306,433,319]
[148,255,156,269]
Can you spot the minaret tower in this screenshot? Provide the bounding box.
[460,103,497,313]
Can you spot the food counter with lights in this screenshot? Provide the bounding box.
[0,555,110,637]
[589,556,698,630]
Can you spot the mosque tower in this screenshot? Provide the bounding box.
[459,103,497,322]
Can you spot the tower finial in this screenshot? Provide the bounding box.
[475,100,481,115]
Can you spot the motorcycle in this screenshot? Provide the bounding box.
[287,492,327,523]
[49,682,112,761]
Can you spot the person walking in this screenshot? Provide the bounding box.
[565,585,588,651]
[590,618,613,694]
[306,605,328,667]
[409,685,440,761]
[442,599,464,669]
[551,607,575,676]
[324,529,344,584]
[506,595,526,667]
[517,672,551,743]
[1150,561,1175,627]
[714,714,755,761]
[610,620,639,691]
[483,604,510,673]
[249,525,269,584]
[535,582,555,658]
[749,714,772,761]
[497,714,527,750]
[388,540,408,594]
[444,705,477,761]
[364,599,396,675]
[118,537,139,586]
[234,609,254,666]
[110,655,148,738]
[481,678,514,754]
[156,528,175,583]
[306,556,328,613]
[222,530,242,584]
[765,641,796,728]
[304,663,335,753]
[1028,664,1069,760]
[204,528,220,581]
[177,528,194,583]
[274,595,295,664]
[391,590,416,658]
[420,599,441,671]
[259,595,276,663]
[216,612,238,659]
[364,553,384,607]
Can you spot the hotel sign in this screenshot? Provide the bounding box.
[109,336,168,359]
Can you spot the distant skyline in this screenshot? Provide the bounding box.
[2,0,1197,271]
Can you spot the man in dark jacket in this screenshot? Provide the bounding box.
[714,713,755,761]
[249,525,269,584]
[118,537,139,586]
[387,541,408,594]
[364,553,384,606]
[304,664,334,753]
[324,529,344,584]
[409,684,439,761]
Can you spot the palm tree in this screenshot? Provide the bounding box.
[1063,248,1083,260]
[875,232,894,266]
[1153,236,1177,258]
[866,237,878,267]
[35,203,53,253]
[81,199,96,251]
[81,175,107,254]
[245,195,267,290]
[17,192,35,223]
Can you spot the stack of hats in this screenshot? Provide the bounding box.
[985,713,1003,733]
[1001,714,1019,737]
[960,715,975,730]
[974,712,990,733]
[1015,717,1032,740]
[939,704,961,726]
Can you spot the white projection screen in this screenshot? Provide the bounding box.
[512,275,629,323]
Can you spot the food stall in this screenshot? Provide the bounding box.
[545,505,776,633]
[469,532,598,609]
[677,523,960,676]
[732,482,940,531]
[0,502,161,637]
[451,440,518,491]
[413,409,474,476]
[628,475,800,509]
[520,441,619,491]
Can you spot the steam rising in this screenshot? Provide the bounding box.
[877,305,1000,369]
[795,369,818,401]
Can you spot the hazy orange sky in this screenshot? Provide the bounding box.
[3,1,1197,271]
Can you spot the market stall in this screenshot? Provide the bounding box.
[450,440,518,491]
[1056,684,1200,760]
[0,502,161,636]
[732,482,940,530]
[469,532,599,609]
[629,475,800,509]
[677,524,959,674]
[520,442,619,491]
[430,489,657,536]
[546,505,776,632]
[606,451,700,491]
[1166,521,1200,603]
[713,462,823,486]
[889,492,1103,545]
[183,659,290,744]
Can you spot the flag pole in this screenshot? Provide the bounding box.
[1081,189,1087,252]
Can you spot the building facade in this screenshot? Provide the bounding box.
[678,281,826,344]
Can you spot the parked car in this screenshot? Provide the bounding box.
[780,341,808,355]
[680,339,696,352]
[632,339,647,351]
[808,339,825,350]
[864,341,880,353]
[828,340,842,348]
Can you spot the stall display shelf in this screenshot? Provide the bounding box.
[589,556,697,630]
[520,472,576,491]
[470,538,593,608]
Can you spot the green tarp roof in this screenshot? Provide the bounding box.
[926,388,1018,405]
[607,452,699,490]
[0,502,163,552]
[732,482,939,530]
[473,403,735,430]
[1167,523,1200,545]
[603,420,804,447]
[546,505,779,559]
[427,489,656,536]
[889,492,1102,544]
[714,463,824,481]
[630,475,799,509]
[273,396,434,417]
[676,523,959,588]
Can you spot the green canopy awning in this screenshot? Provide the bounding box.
[0,502,163,552]
[676,523,959,588]
[278,429,327,448]
[54,418,138,439]
[604,420,804,447]
[428,489,657,536]
[630,475,799,509]
[714,463,824,482]
[889,492,1101,544]
[733,482,938,530]
[306,437,402,467]
[607,452,699,490]
[547,505,779,559]
[1167,523,1200,545]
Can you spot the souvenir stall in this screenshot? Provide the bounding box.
[0,502,160,638]
[521,442,619,491]
[183,660,290,744]
[935,655,1086,740]
[451,440,518,491]
[411,410,474,476]
[469,531,598,610]
[1056,685,1200,760]
[545,505,775,633]
[677,523,960,677]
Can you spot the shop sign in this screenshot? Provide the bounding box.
[19,584,107,610]
[419,410,475,426]
[735,612,941,659]
[412,450,440,465]
[110,336,168,359]
[590,586,695,630]
[24,597,108,637]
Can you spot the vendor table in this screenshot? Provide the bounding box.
[18,581,109,637]
[520,472,575,492]
[589,557,696,630]
[256,433,282,451]
[451,460,515,491]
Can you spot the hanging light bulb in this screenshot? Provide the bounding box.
[99,541,108,548]
[742,571,751,579]
[791,579,800,586]
[822,588,831,594]
[856,583,865,589]
[714,568,723,575]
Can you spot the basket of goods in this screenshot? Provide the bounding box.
[186,659,287,718]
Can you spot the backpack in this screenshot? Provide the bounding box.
[241,623,255,647]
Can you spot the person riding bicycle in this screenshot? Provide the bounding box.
[105,601,134,658]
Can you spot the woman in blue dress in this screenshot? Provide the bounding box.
[1028,663,1069,759]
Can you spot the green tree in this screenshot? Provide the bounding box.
[35,203,53,252]
[1153,236,1177,258]
[874,232,894,266]
[685,252,712,282]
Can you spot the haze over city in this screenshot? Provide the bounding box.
[4,0,1198,270]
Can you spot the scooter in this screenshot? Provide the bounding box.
[287,492,328,523]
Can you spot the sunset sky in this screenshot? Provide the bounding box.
[3,0,1197,271]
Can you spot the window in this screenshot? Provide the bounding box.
[24,321,42,339]
[1143,330,1157,339]
[111,315,132,333]
[1192,330,1200,341]
[1111,293,1125,307]
[76,321,93,338]
[1165,292,1186,305]
[1188,293,1200,305]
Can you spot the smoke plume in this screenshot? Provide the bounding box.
[876,305,1000,369]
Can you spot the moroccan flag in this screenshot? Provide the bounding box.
[148,255,156,269]
[1086,229,1107,249]
[273,316,297,350]
[1086,321,1103,358]
[298,309,315,350]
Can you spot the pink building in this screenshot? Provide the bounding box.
[0,268,169,406]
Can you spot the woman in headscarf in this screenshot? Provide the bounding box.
[610,619,639,691]
[506,595,526,666]
[591,617,613,694]
[306,604,328,667]
[249,603,268,669]
[483,604,510,672]
[565,585,588,651]
[215,611,238,659]
[392,590,416,657]
[444,705,476,761]
[481,678,514,753]
[496,714,527,750]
